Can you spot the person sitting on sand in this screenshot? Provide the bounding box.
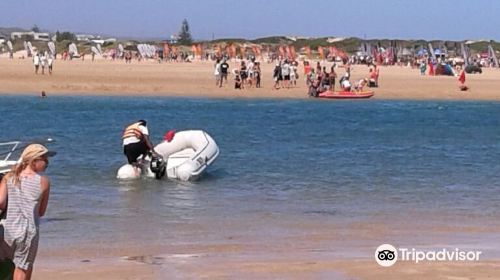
[355,78,368,92]
[308,76,321,97]
[234,70,242,90]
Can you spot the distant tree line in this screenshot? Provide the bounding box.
[55,31,76,42]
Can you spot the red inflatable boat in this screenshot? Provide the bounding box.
[317,90,374,99]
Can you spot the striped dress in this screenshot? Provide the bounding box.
[0,174,42,270]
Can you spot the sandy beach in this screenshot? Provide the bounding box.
[0,57,499,100]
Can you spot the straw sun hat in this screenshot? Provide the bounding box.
[19,144,56,163]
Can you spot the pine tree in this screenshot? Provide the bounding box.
[31,25,40,32]
[178,19,192,45]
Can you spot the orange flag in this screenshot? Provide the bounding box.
[163,43,169,57]
[231,44,237,58]
[215,45,221,57]
[191,45,197,57]
[279,46,285,58]
[305,46,311,59]
[290,45,296,59]
[197,44,203,58]
[255,46,261,57]
[239,46,245,58]
[318,46,324,59]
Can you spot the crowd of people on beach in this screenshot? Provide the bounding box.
[213,57,263,90]
[207,53,386,98]
[32,51,53,75]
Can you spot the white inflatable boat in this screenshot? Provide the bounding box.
[117,130,219,181]
[0,141,20,178]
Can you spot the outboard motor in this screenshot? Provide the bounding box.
[150,154,167,179]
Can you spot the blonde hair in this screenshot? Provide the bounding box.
[6,144,50,186]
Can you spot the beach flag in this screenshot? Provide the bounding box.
[255,46,261,58]
[191,44,197,57]
[305,46,311,59]
[215,45,221,57]
[198,44,204,59]
[318,46,324,60]
[163,43,169,58]
[279,46,285,58]
[231,44,237,58]
[290,45,296,60]
[238,45,244,59]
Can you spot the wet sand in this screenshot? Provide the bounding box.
[34,214,500,279]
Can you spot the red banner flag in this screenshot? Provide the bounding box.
[163,43,169,57]
[290,45,296,59]
[318,46,324,59]
[279,46,285,58]
[305,46,311,59]
[239,46,245,58]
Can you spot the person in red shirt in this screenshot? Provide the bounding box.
[457,66,468,91]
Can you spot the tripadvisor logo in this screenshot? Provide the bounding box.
[375,244,397,267]
[375,244,482,267]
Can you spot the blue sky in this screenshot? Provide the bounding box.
[1,0,498,41]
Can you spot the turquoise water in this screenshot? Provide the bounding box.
[1,96,500,255]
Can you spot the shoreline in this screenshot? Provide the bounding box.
[1,59,499,101]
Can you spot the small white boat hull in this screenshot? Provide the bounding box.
[117,130,219,181]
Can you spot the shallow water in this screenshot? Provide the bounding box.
[1,96,499,258]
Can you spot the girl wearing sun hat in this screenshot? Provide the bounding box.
[0,143,55,279]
